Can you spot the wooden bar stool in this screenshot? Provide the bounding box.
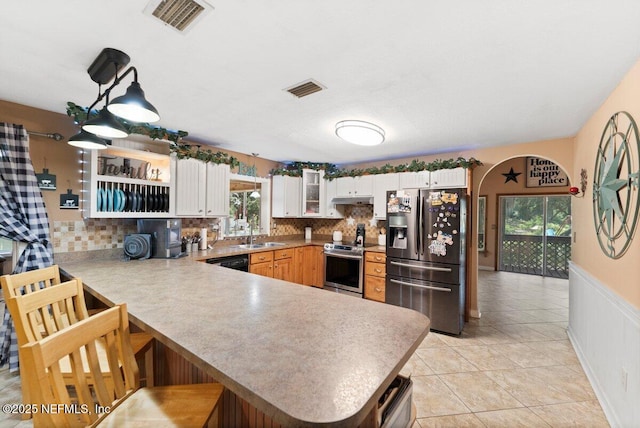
[0,267,154,417]
[19,303,224,427]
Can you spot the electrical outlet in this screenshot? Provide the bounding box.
[621,368,628,392]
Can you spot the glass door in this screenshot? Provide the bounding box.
[498,195,571,278]
[302,169,323,216]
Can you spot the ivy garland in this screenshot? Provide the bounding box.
[66,102,188,144]
[270,157,483,180]
[170,143,240,168]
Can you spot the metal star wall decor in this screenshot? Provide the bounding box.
[593,111,640,259]
[502,167,522,183]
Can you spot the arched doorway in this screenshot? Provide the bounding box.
[476,156,572,278]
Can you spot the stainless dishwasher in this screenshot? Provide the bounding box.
[205,255,249,272]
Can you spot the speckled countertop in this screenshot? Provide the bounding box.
[59,245,427,427]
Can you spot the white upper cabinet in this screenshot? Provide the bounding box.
[429,167,467,189]
[272,175,301,217]
[302,169,325,217]
[174,157,206,216]
[373,173,399,220]
[324,178,344,219]
[398,171,431,189]
[336,175,374,197]
[173,157,230,217]
[205,163,230,217]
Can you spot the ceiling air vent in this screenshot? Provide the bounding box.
[285,80,326,98]
[143,0,213,34]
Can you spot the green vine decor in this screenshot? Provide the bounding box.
[66,102,188,144]
[170,143,240,168]
[271,157,482,180]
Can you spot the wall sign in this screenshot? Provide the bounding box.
[59,189,79,209]
[36,168,57,190]
[98,155,163,181]
[526,157,568,187]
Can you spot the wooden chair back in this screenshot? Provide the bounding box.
[5,278,89,347]
[0,265,61,298]
[20,304,140,427]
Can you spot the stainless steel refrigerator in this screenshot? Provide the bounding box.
[385,188,466,335]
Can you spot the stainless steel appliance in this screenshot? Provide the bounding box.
[323,243,364,297]
[386,189,466,335]
[137,219,183,259]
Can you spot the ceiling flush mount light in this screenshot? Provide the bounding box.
[335,120,385,146]
[69,48,161,149]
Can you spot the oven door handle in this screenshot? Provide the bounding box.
[324,252,363,260]
[390,278,452,292]
[389,261,452,272]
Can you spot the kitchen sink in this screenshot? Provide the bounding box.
[233,242,287,250]
[234,244,266,249]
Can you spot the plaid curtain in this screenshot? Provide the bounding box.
[0,123,54,372]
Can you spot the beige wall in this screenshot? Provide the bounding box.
[478,156,571,269]
[0,99,84,222]
[572,60,640,309]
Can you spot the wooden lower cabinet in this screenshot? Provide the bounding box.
[249,245,323,287]
[250,251,274,277]
[364,252,386,302]
[293,247,304,284]
[302,245,324,287]
[273,249,294,281]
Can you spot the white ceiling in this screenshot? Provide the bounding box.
[2,1,640,165]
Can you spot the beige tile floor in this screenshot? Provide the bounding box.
[0,271,609,427]
[402,271,609,428]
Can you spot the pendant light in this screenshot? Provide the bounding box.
[82,107,129,139]
[107,81,160,123]
[68,130,110,150]
[69,48,161,149]
[250,153,260,199]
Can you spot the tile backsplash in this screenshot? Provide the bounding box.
[52,219,137,253]
[52,205,386,254]
[272,205,386,244]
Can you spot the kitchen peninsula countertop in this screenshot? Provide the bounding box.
[59,255,428,427]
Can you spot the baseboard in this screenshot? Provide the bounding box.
[568,262,640,428]
[478,265,494,271]
[469,309,481,318]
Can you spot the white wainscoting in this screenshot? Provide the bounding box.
[568,262,640,428]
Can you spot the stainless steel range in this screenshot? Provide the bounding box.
[323,243,364,297]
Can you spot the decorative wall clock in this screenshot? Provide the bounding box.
[593,111,640,259]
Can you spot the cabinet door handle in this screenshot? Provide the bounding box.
[375,268,382,273]
[259,256,265,260]
[375,287,382,292]
[375,256,383,261]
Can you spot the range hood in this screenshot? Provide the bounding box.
[331,196,374,205]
